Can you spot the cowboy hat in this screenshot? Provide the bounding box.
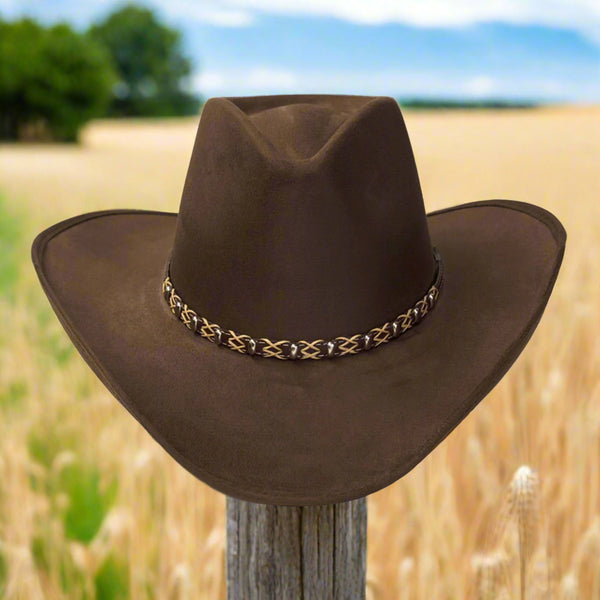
[31,95,566,506]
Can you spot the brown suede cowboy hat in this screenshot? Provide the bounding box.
[31,95,566,506]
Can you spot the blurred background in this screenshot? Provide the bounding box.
[2,0,600,140]
[0,1,599,599]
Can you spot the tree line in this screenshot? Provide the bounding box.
[0,4,201,142]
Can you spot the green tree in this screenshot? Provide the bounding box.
[89,4,201,117]
[0,18,116,141]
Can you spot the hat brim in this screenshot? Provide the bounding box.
[31,199,565,505]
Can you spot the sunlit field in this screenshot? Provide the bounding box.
[0,105,598,599]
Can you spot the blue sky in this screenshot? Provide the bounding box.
[2,0,600,102]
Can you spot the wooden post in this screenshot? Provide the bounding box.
[226,496,367,599]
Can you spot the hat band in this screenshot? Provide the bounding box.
[162,247,443,360]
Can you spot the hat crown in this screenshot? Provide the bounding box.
[169,94,435,341]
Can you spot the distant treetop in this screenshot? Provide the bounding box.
[89,4,201,118]
[0,5,201,142]
[0,18,115,141]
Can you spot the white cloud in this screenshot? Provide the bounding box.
[170,0,600,43]
[194,68,423,95]
[245,67,298,89]
[463,75,496,97]
[159,0,255,27]
[192,67,599,101]
[194,71,227,91]
[195,67,298,92]
[5,0,599,43]
[199,8,254,27]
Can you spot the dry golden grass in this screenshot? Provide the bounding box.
[0,105,599,599]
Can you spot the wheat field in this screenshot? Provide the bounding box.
[0,105,598,599]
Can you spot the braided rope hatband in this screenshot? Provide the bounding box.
[162,247,443,360]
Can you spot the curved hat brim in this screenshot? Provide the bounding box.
[31,199,565,505]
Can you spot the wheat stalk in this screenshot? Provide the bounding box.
[472,550,510,600]
[507,466,541,600]
[559,573,580,600]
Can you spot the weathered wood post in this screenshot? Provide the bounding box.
[226,496,367,599]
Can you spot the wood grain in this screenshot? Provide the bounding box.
[226,496,367,599]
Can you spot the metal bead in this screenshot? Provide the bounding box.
[363,332,373,350]
[427,290,437,309]
[185,313,196,331]
[247,338,257,355]
[189,313,199,333]
[326,340,336,358]
[289,342,300,360]
[214,326,223,345]
[163,281,173,301]
[392,320,401,338]
[173,298,184,318]
[411,306,422,325]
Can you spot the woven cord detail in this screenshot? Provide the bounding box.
[162,247,443,360]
